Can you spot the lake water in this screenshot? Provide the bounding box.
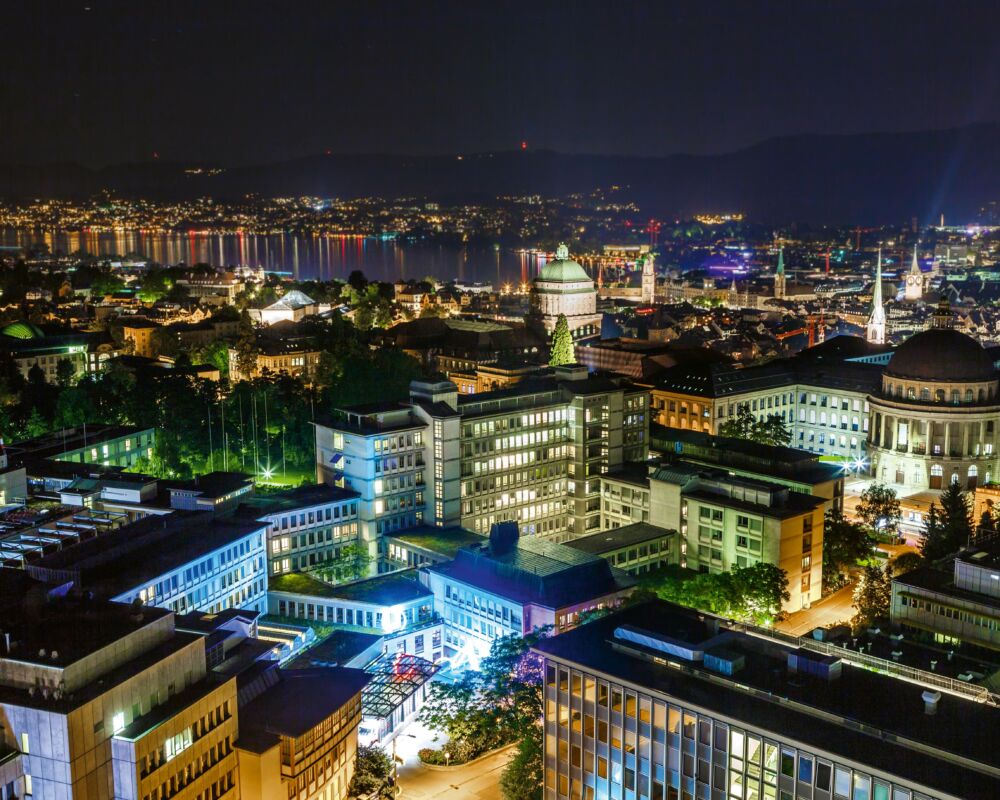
[0,228,571,286]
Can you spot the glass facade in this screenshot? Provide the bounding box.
[542,659,938,800]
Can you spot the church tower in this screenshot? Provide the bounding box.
[904,244,923,302]
[640,253,656,304]
[867,249,887,345]
[727,278,739,309]
[774,248,786,300]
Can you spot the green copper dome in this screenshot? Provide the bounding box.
[537,243,591,283]
[1,321,45,340]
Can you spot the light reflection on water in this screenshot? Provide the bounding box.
[0,228,568,286]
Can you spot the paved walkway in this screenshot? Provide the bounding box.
[397,746,513,800]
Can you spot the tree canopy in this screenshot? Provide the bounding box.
[645,563,790,625]
[718,405,791,448]
[856,482,901,538]
[822,509,873,592]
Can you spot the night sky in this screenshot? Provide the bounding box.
[4,0,1000,167]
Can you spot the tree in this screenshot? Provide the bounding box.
[822,509,873,592]
[754,414,792,447]
[348,744,394,800]
[730,563,790,625]
[852,562,892,632]
[647,563,789,624]
[136,269,172,303]
[55,358,76,387]
[856,483,901,538]
[921,481,973,560]
[234,309,258,379]
[420,628,549,760]
[549,314,575,366]
[891,551,925,575]
[718,406,791,447]
[718,405,756,440]
[500,724,543,800]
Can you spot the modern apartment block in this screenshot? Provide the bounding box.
[534,599,1000,800]
[314,368,649,548]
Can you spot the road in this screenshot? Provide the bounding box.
[776,583,855,637]
[392,720,512,800]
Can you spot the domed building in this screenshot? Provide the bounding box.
[868,305,1000,490]
[530,244,602,340]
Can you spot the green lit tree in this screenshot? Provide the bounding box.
[719,406,791,448]
[718,405,756,440]
[500,724,543,800]
[549,314,575,366]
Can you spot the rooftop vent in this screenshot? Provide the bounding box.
[489,521,520,555]
[922,690,941,715]
[787,649,842,681]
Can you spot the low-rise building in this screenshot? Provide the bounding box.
[235,483,361,575]
[420,523,635,666]
[236,667,370,800]
[564,521,677,575]
[269,569,435,634]
[892,542,1000,651]
[25,511,269,615]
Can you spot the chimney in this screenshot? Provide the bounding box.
[921,690,941,715]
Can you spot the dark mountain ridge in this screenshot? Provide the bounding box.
[2,123,1000,225]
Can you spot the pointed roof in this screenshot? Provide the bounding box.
[911,244,921,275]
[776,248,785,275]
[868,249,886,331]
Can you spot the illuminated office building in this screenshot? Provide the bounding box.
[535,600,1000,800]
[315,368,649,547]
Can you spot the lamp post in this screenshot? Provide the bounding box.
[391,733,416,798]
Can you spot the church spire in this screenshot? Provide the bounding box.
[867,248,886,344]
[910,244,920,275]
[773,247,786,300]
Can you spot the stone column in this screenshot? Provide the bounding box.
[963,423,971,457]
[944,422,951,458]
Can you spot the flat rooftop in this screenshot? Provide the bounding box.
[234,483,359,518]
[26,511,266,598]
[0,568,175,668]
[386,525,486,558]
[566,523,674,556]
[535,601,1000,799]
[8,425,152,461]
[269,569,431,605]
[237,667,370,753]
[286,630,382,669]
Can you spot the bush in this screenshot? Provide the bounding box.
[418,748,448,765]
